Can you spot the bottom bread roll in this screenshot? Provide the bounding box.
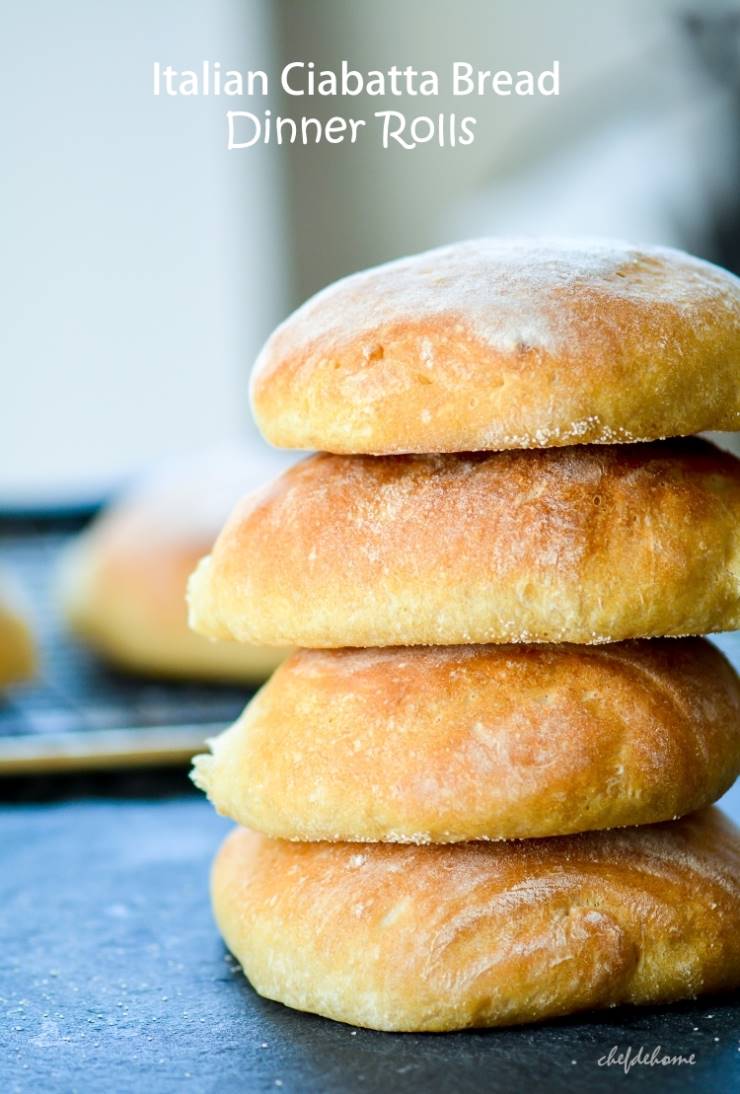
[211,809,740,1032]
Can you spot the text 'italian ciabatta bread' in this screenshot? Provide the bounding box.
[188,439,740,648]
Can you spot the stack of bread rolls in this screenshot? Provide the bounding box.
[189,239,740,1032]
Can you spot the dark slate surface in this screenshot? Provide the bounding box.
[0,789,738,1094]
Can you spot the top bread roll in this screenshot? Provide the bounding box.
[251,238,740,454]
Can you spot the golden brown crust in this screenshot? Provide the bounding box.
[188,439,740,647]
[193,640,740,842]
[59,446,291,681]
[211,809,740,1031]
[251,239,740,454]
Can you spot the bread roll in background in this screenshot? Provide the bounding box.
[0,571,35,686]
[212,809,740,1032]
[59,442,295,681]
[193,639,740,842]
[251,238,740,455]
[188,438,740,649]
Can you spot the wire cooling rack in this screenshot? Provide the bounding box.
[0,516,251,771]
